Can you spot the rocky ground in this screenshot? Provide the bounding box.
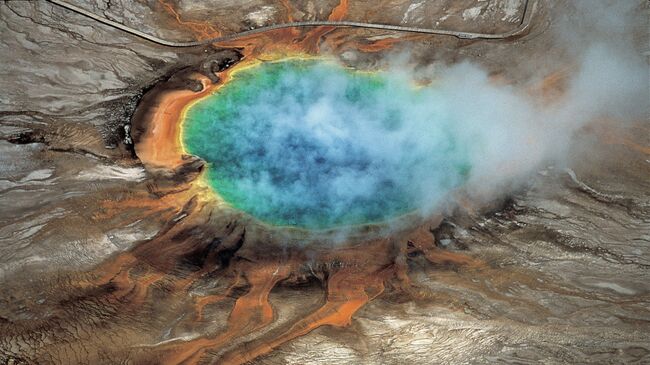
[1,1,649,364]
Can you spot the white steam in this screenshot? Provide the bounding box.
[399,0,648,204]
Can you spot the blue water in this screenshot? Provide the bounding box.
[183,59,470,229]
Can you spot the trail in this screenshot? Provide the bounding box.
[46,0,536,47]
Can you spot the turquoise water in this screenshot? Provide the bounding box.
[183,59,471,229]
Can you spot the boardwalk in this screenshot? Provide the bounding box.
[47,0,536,47]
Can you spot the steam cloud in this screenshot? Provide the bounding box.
[185,0,647,229]
[376,0,648,206]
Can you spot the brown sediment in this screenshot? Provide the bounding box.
[38,189,484,365]
[407,225,482,268]
[153,258,297,365]
[68,179,483,365]
[158,0,222,40]
[278,0,295,22]
[534,68,572,102]
[329,0,350,21]
[133,75,215,169]
[219,266,391,365]
[588,122,650,156]
[299,0,350,53]
[343,33,429,53]
[193,273,242,321]
[92,187,193,221]
[607,136,650,155]
[108,268,165,305]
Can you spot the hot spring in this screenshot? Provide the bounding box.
[182,59,472,230]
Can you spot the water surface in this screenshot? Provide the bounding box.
[183,59,470,229]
